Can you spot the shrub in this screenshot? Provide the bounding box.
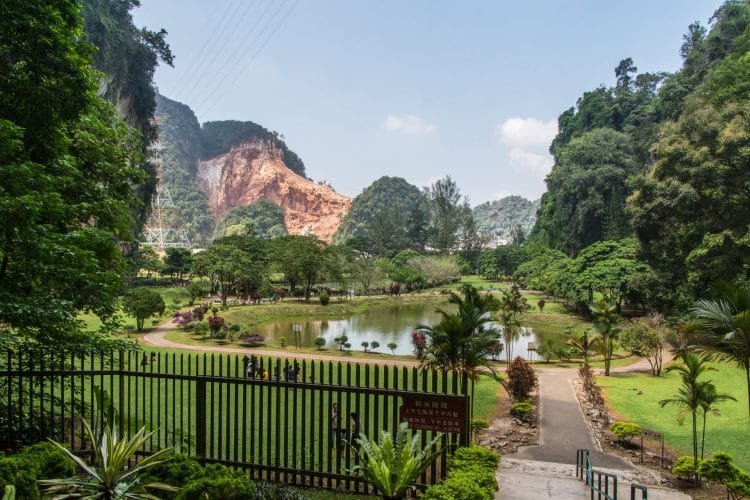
[698,452,750,499]
[423,445,498,500]
[506,357,537,401]
[0,442,76,500]
[510,401,534,420]
[610,422,641,444]
[140,454,205,489]
[672,455,696,479]
[370,340,380,350]
[451,445,500,471]
[176,476,255,500]
[319,291,330,306]
[314,337,326,349]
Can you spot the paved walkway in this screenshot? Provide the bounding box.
[495,367,690,499]
[511,368,631,469]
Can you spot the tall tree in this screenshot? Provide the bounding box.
[659,353,717,486]
[425,176,462,254]
[590,296,621,376]
[0,1,147,345]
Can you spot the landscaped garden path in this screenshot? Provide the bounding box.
[496,367,688,499]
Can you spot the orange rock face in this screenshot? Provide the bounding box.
[197,139,351,242]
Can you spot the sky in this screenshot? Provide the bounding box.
[133,0,718,205]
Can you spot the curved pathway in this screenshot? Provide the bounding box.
[141,320,421,367]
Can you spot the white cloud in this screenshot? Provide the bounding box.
[498,117,557,147]
[382,114,436,136]
[496,117,556,181]
[508,147,554,176]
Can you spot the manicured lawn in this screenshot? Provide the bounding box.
[598,362,750,470]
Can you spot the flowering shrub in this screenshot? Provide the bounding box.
[172,311,194,329]
[241,334,265,346]
[207,315,225,337]
[411,330,427,358]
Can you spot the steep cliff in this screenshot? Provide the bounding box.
[153,94,350,244]
[198,139,350,242]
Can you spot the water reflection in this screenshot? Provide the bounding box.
[253,303,549,358]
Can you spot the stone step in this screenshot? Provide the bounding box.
[496,458,690,500]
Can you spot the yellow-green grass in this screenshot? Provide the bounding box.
[598,362,750,470]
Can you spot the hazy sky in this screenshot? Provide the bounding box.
[133,0,717,204]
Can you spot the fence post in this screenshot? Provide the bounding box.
[118,351,125,439]
[196,379,207,458]
[460,372,470,446]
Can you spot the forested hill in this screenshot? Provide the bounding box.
[473,196,540,244]
[153,94,310,244]
[527,0,750,311]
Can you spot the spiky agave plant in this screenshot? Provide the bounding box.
[39,420,177,499]
[353,422,442,499]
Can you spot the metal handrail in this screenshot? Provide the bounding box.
[577,449,650,500]
[630,483,648,500]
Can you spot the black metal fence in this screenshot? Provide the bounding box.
[0,349,469,492]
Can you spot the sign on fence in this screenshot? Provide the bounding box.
[399,394,466,433]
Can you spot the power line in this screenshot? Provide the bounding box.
[170,0,245,99]
[192,0,284,116]
[197,0,299,118]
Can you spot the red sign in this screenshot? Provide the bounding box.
[399,395,466,434]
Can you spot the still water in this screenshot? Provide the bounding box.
[254,302,545,358]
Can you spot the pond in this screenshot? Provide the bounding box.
[254,302,559,359]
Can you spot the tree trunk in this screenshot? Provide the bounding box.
[692,411,698,486]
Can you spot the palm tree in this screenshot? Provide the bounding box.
[590,296,621,376]
[496,284,530,365]
[417,285,501,421]
[659,353,715,485]
[417,284,499,379]
[565,327,600,367]
[690,280,750,419]
[696,381,736,460]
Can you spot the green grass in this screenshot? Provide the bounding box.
[598,362,750,470]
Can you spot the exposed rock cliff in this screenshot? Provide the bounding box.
[197,139,351,242]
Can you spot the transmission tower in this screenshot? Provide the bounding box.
[142,141,192,249]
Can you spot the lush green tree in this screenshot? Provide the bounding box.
[162,248,193,280]
[213,200,287,239]
[479,245,529,280]
[122,288,165,331]
[0,1,148,345]
[425,176,463,254]
[590,296,621,376]
[271,236,330,301]
[138,245,162,278]
[690,280,750,418]
[533,129,639,256]
[333,176,429,255]
[659,353,717,486]
[457,202,486,270]
[619,315,667,376]
[191,235,268,305]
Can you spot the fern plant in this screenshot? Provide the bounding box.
[39,421,177,499]
[352,422,442,499]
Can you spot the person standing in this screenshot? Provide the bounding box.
[330,403,340,450]
[349,412,361,453]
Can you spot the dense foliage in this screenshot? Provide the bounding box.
[524,1,750,313]
[0,0,153,346]
[213,200,287,239]
[333,176,429,256]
